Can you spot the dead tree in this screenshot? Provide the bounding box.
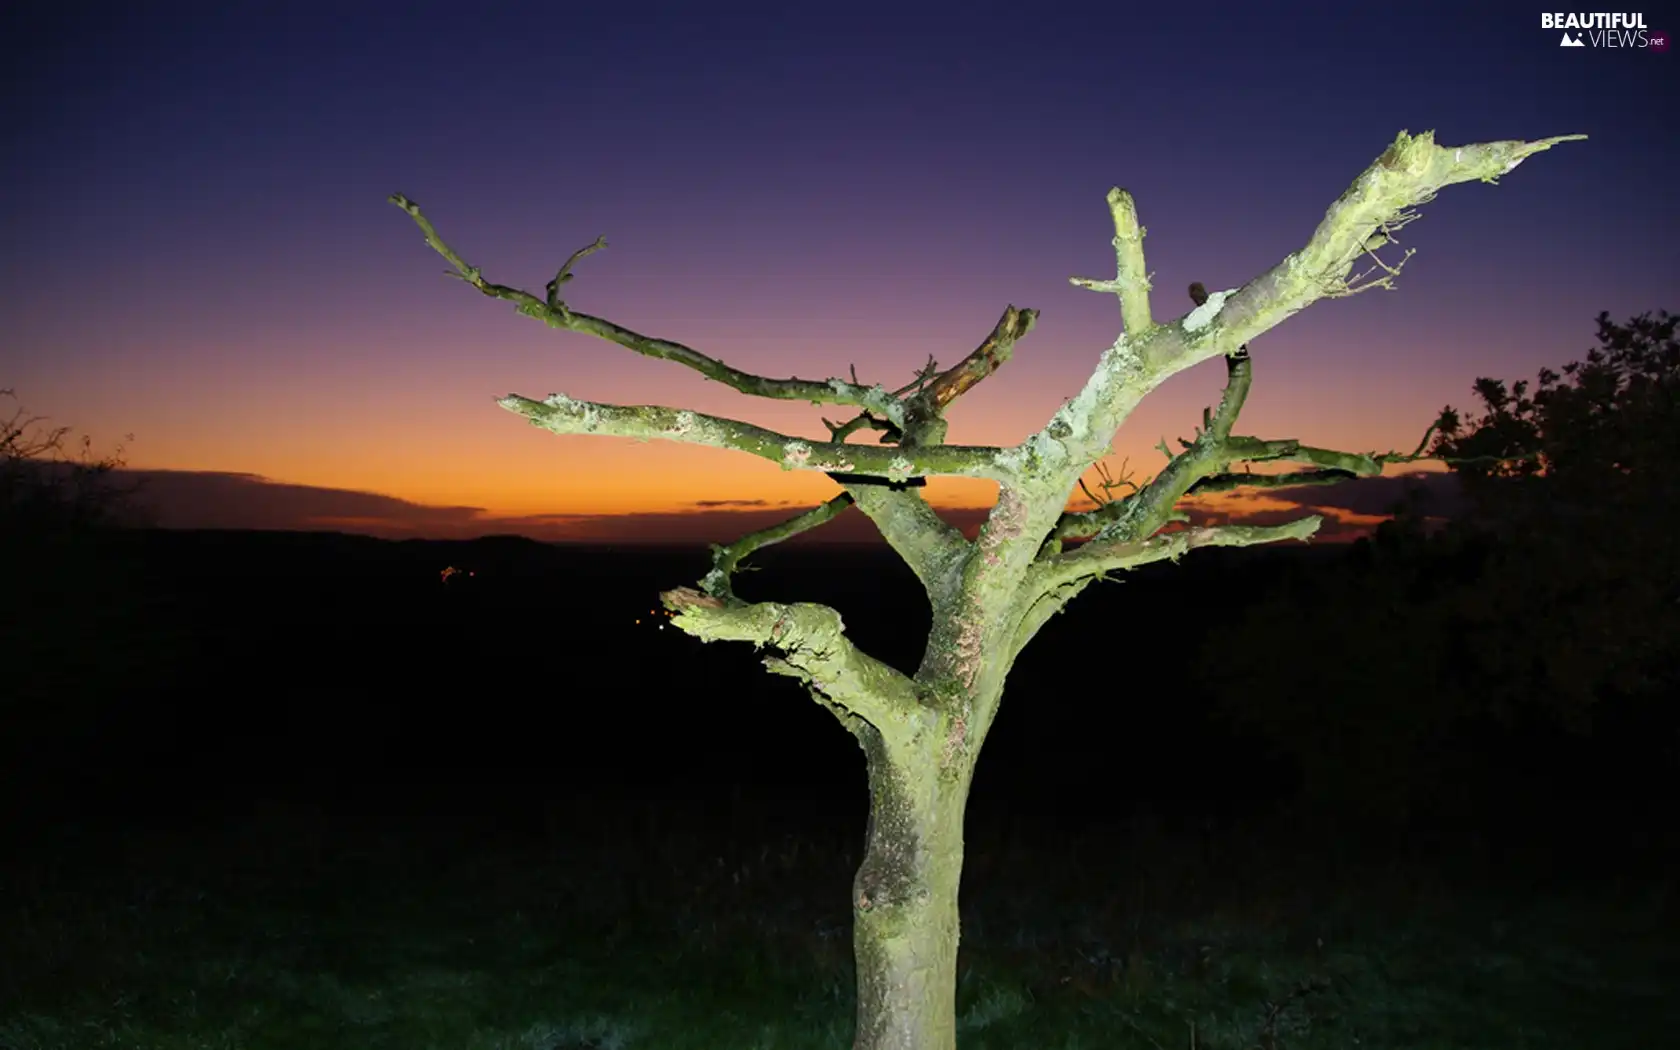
[393,129,1582,1050]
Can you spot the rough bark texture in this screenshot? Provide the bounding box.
[394,129,1581,1049]
[852,725,974,1050]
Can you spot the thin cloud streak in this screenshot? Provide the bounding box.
[118,467,1464,546]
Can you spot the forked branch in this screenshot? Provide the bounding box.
[390,193,909,427]
[1047,260,1550,552]
[1070,187,1153,333]
[396,127,1581,723]
[1052,282,1254,544]
[1138,132,1587,379]
[844,483,969,597]
[824,304,1039,446]
[395,190,1025,585]
[1043,132,1585,486]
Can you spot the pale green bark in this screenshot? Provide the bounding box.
[394,128,1582,1050]
[851,727,973,1050]
[499,395,1007,480]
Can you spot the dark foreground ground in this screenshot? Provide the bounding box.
[1,529,1675,1048]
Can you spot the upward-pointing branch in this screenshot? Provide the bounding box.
[1042,131,1587,488]
[698,493,857,603]
[1138,132,1589,381]
[1070,188,1153,334]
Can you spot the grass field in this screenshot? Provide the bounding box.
[3,801,1674,1050]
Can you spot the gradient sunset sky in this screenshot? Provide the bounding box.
[2,3,1673,544]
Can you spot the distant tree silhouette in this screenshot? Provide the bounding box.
[1203,311,1679,834]
[1,388,144,537]
[1426,309,1679,706]
[396,130,1580,1050]
[1430,309,1678,534]
[2,390,154,728]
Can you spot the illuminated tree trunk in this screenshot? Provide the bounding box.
[851,727,974,1050]
[397,126,1579,1050]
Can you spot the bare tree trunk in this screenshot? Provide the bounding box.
[396,128,1580,1049]
[851,728,973,1050]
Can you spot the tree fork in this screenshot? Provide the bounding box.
[394,128,1583,1050]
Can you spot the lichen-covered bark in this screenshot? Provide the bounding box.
[396,129,1580,1050]
[499,395,1008,480]
[851,718,975,1050]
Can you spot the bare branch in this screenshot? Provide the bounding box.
[1187,440,1381,494]
[389,193,909,427]
[671,479,963,691]
[1062,434,1387,542]
[660,588,927,739]
[1138,132,1586,379]
[1106,364,1256,537]
[1189,468,1359,494]
[1069,188,1154,333]
[923,304,1039,408]
[844,483,969,598]
[1187,420,1540,494]
[825,304,1039,445]
[2,396,66,460]
[814,307,1034,596]
[1230,437,1379,471]
[546,235,608,308]
[823,412,897,444]
[1051,292,1254,544]
[1040,131,1582,497]
[1049,128,1589,536]
[498,393,1007,480]
[2,389,145,531]
[690,473,967,614]
[699,493,857,602]
[396,191,1012,627]
[1032,517,1323,593]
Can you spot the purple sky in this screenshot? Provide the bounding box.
[2,2,1672,543]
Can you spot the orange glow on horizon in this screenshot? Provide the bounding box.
[120,402,1446,524]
